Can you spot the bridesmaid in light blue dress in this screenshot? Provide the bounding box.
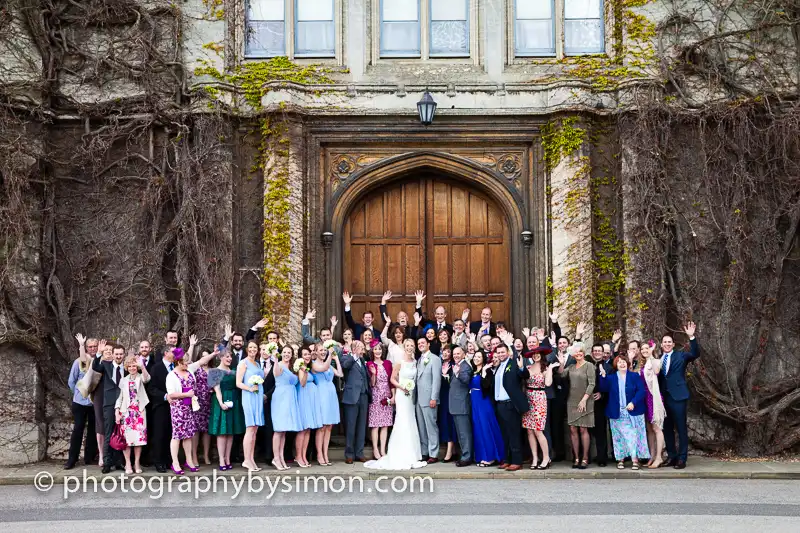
[312,344,344,465]
[271,345,302,471]
[296,346,323,467]
[236,342,264,472]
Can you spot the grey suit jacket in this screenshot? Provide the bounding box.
[415,352,442,406]
[448,360,471,415]
[450,332,469,351]
[341,354,370,405]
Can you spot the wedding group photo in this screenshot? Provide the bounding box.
[65,289,701,475]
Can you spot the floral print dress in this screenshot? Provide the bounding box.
[522,372,547,431]
[122,380,147,446]
[170,371,198,440]
[193,366,211,433]
[368,363,393,428]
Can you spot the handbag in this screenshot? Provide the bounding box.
[110,423,127,451]
[191,396,200,412]
[181,386,193,406]
[76,364,102,399]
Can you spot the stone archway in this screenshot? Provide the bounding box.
[327,151,530,329]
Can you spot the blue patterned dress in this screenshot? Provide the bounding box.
[609,372,651,461]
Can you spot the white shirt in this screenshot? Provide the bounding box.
[494,359,510,401]
[111,362,123,384]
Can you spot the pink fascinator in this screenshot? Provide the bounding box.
[172,347,185,361]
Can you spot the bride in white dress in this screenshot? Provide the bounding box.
[365,339,428,470]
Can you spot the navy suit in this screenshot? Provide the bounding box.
[344,308,379,341]
[658,338,700,462]
[598,371,647,418]
[490,357,530,466]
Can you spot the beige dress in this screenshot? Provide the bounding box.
[564,361,596,427]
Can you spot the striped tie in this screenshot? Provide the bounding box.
[662,353,670,376]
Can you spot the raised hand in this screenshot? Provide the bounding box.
[189,334,198,346]
[75,333,86,346]
[522,327,531,338]
[468,332,477,344]
[685,321,697,338]
[599,364,607,378]
[414,290,426,306]
[369,365,377,376]
[253,318,269,330]
[576,321,586,337]
[342,291,352,305]
[330,316,338,330]
[549,312,559,323]
[98,339,107,353]
[224,324,233,338]
[535,327,545,339]
[381,290,393,304]
[383,313,391,323]
[461,308,470,321]
[549,330,556,345]
[414,312,422,326]
[306,309,316,321]
[612,329,622,343]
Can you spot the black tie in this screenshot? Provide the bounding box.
[115,365,122,385]
[262,361,267,371]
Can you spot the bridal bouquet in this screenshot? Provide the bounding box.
[293,359,308,373]
[265,342,279,356]
[400,379,415,396]
[322,340,339,351]
[248,375,264,386]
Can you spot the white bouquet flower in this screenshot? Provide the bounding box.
[400,379,415,396]
[293,359,308,373]
[265,342,279,356]
[322,340,339,351]
[248,375,264,386]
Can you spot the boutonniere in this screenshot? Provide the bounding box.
[423,357,430,365]
[505,364,511,373]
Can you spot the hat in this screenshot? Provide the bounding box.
[172,347,185,361]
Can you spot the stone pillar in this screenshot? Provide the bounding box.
[549,130,594,345]
[620,140,644,340]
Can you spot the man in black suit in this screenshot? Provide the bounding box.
[464,307,497,337]
[155,330,179,359]
[146,346,175,473]
[136,340,155,467]
[218,320,264,367]
[491,344,529,471]
[92,344,128,473]
[589,343,612,466]
[342,291,379,341]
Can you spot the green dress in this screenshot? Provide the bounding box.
[208,369,246,435]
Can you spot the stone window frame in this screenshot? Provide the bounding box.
[506,0,615,62]
[369,0,480,66]
[241,0,346,65]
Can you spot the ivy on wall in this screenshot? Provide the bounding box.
[194,56,335,330]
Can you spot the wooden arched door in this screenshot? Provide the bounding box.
[343,175,510,325]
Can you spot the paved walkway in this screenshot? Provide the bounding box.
[2,451,798,484]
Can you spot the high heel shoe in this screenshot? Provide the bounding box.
[537,460,551,470]
[170,465,185,475]
[572,459,580,469]
[579,459,588,469]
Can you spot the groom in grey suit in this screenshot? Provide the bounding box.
[415,337,442,463]
[449,346,473,466]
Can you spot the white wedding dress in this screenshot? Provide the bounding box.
[364,360,428,470]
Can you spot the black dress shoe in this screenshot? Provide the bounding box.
[455,460,472,467]
[442,457,453,463]
[674,460,687,469]
[101,465,112,474]
[666,458,679,467]
[63,461,76,470]
[155,464,167,473]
